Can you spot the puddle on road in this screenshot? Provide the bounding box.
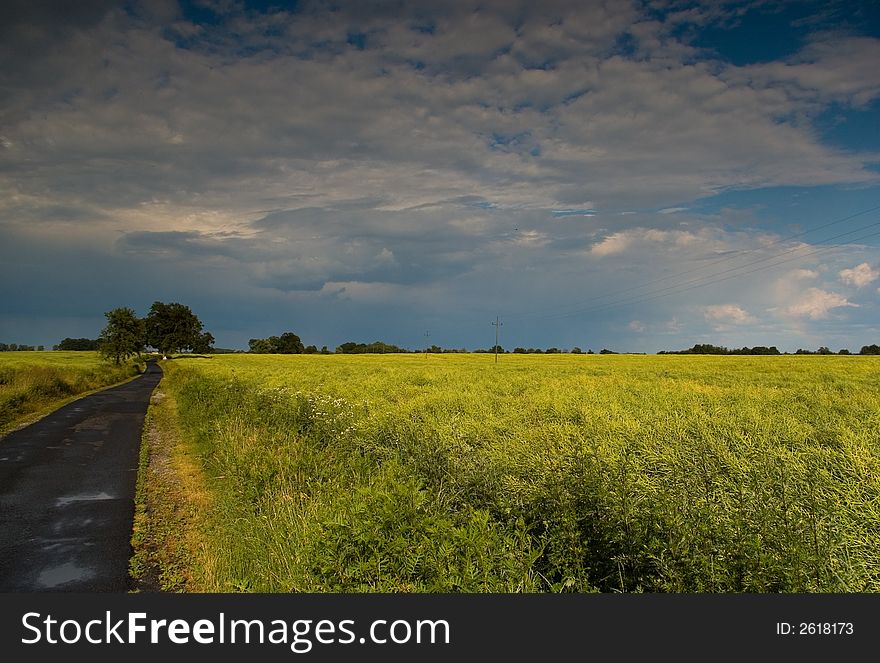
[55,492,115,507]
[36,562,94,589]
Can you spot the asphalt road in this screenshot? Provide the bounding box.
[0,361,162,592]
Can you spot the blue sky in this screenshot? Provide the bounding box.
[1,0,880,352]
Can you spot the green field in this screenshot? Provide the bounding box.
[139,353,880,593]
[0,352,140,433]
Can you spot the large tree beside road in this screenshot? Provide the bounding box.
[145,301,208,358]
[99,307,145,365]
[97,302,212,363]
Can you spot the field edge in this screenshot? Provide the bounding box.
[0,360,146,438]
[129,377,216,592]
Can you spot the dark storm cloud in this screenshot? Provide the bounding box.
[118,201,493,292]
[0,0,119,63]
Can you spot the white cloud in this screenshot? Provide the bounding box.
[376,247,395,265]
[778,288,857,320]
[702,304,755,325]
[792,268,819,280]
[731,36,880,109]
[590,232,634,256]
[628,320,646,332]
[513,229,550,247]
[589,227,722,256]
[839,262,879,288]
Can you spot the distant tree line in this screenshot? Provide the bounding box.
[0,343,44,351]
[19,325,880,359]
[247,339,624,355]
[335,341,408,354]
[248,332,328,354]
[794,347,837,355]
[247,335,420,355]
[660,343,880,355]
[506,347,618,354]
[423,345,469,354]
[480,346,626,354]
[473,345,504,354]
[660,344,782,355]
[55,337,100,351]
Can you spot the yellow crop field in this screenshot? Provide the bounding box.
[144,353,880,593]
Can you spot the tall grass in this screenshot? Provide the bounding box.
[0,352,139,432]
[156,354,880,592]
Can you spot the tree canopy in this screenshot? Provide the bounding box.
[99,307,145,365]
[191,331,216,354]
[659,344,780,355]
[56,337,100,351]
[145,301,206,358]
[248,332,305,354]
[0,343,37,351]
[335,341,408,354]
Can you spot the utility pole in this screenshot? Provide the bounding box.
[424,331,430,355]
[491,315,503,363]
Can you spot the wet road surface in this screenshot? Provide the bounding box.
[0,361,162,591]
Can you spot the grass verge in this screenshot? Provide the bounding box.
[129,383,217,591]
[0,354,144,436]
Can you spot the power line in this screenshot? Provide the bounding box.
[534,223,880,322]
[505,203,880,321]
[537,216,880,320]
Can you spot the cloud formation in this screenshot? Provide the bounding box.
[839,262,880,288]
[779,288,857,320]
[4,1,879,225]
[1,1,879,351]
[703,304,756,325]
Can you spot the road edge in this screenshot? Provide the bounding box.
[0,361,147,438]
[129,368,216,592]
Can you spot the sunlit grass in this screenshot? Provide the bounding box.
[156,353,880,592]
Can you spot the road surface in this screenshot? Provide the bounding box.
[0,361,162,591]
